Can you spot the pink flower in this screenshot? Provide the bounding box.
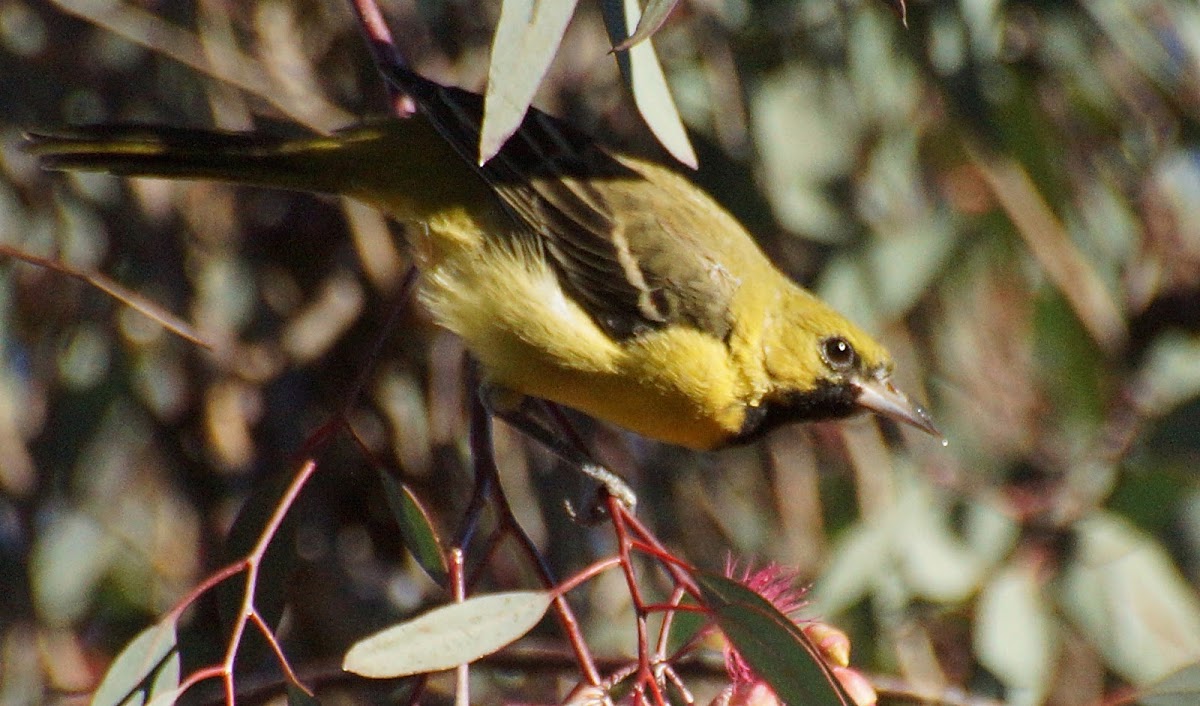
[715,561,877,706]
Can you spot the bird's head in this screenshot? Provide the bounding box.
[735,285,939,443]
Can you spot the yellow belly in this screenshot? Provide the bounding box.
[416,228,746,450]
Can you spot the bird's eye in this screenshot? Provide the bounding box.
[821,337,857,371]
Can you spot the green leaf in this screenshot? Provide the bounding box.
[891,476,987,603]
[32,509,119,626]
[480,0,581,165]
[90,617,177,706]
[1059,513,1200,684]
[1139,663,1200,706]
[218,470,299,635]
[379,471,448,585]
[343,590,555,678]
[664,594,707,657]
[600,0,696,168]
[145,648,179,704]
[877,0,907,26]
[142,685,182,706]
[864,215,957,319]
[1033,290,1108,426]
[695,572,851,706]
[811,521,889,617]
[1138,333,1200,417]
[974,562,1057,704]
[286,683,323,706]
[610,0,680,52]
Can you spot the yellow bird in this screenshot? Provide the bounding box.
[28,67,936,459]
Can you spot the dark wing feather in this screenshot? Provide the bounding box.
[386,66,733,341]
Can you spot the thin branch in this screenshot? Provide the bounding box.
[466,381,604,686]
[346,0,417,114]
[0,244,214,351]
[48,0,351,130]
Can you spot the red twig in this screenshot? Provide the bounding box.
[608,497,670,705]
[466,376,603,686]
[151,459,322,705]
[347,0,416,115]
[450,549,470,706]
[339,263,419,420]
[555,556,624,596]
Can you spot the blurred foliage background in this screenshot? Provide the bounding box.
[2,0,1200,704]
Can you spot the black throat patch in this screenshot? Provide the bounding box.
[729,379,858,446]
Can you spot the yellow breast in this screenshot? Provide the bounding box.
[415,221,748,450]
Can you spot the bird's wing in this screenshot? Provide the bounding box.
[387,67,737,342]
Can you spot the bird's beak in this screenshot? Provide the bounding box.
[852,372,941,438]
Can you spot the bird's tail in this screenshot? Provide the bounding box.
[25,119,477,222]
[28,124,352,192]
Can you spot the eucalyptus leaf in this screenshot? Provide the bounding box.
[145,649,179,704]
[696,571,851,706]
[1139,662,1200,706]
[610,0,680,52]
[1059,513,1200,684]
[344,590,555,678]
[32,509,119,626]
[601,0,696,167]
[379,471,448,585]
[142,686,182,706]
[286,682,323,706]
[974,562,1057,705]
[90,617,177,706]
[893,477,987,603]
[480,0,581,165]
[811,521,890,617]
